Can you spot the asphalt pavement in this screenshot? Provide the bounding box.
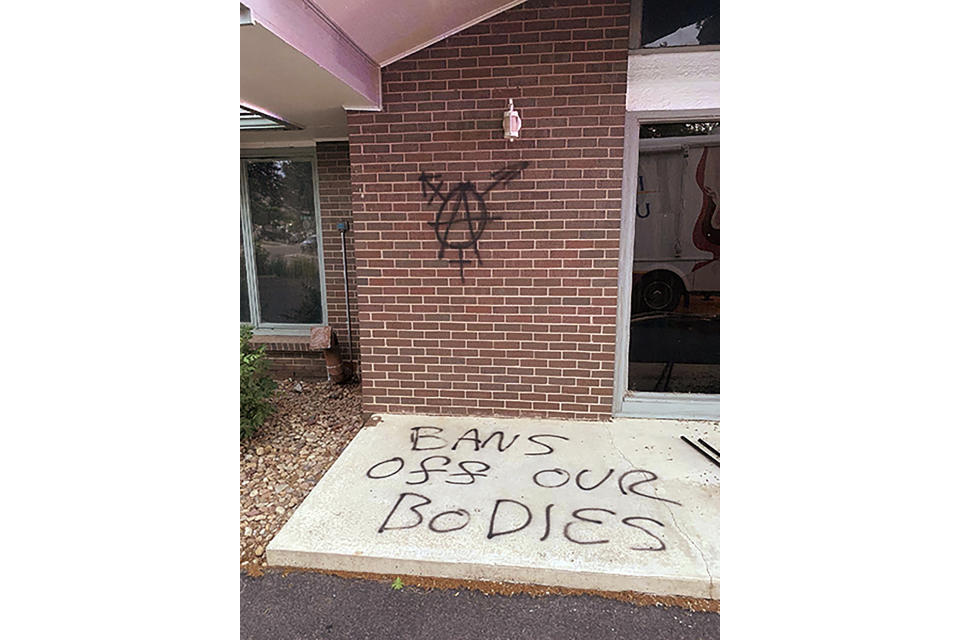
[241,571,719,640]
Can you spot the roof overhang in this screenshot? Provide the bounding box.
[320,0,527,67]
[240,1,527,143]
[243,0,380,107]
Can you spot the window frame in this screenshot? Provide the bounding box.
[240,147,328,336]
[613,109,720,420]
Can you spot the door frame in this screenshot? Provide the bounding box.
[612,108,721,419]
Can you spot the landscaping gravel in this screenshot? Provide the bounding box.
[240,378,364,574]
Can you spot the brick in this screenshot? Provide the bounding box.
[345,0,628,421]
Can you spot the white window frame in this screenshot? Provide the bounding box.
[613,109,720,420]
[240,147,328,336]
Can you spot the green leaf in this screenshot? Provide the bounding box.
[240,326,277,440]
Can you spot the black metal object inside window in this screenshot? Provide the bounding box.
[640,0,719,48]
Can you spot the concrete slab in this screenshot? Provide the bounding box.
[266,414,719,599]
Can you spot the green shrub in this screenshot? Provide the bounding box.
[240,325,277,440]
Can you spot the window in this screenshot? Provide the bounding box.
[629,121,719,395]
[241,223,251,323]
[240,150,326,333]
[240,105,301,131]
[639,0,719,49]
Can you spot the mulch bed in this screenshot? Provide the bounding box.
[240,378,364,575]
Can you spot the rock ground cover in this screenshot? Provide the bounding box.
[240,378,363,575]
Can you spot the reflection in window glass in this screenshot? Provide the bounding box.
[244,159,323,324]
[629,123,719,394]
[640,121,719,139]
[641,0,719,48]
[241,225,251,323]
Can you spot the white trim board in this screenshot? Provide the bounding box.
[620,393,719,421]
[626,49,719,113]
[240,4,255,26]
[632,45,719,56]
[239,138,348,149]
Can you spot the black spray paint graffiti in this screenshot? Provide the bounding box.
[375,492,668,550]
[418,162,529,281]
[366,426,680,551]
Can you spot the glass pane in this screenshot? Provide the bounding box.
[641,0,719,48]
[245,159,324,324]
[240,223,251,323]
[629,123,719,394]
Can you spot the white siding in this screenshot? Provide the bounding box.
[626,50,720,112]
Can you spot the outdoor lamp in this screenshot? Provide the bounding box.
[503,98,521,140]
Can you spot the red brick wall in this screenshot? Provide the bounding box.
[317,141,360,367]
[346,0,629,419]
[250,336,327,380]
[252,141,359,380]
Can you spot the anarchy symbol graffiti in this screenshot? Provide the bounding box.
[418,162,529,282]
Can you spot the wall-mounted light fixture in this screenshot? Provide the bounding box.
[503,98,521,141]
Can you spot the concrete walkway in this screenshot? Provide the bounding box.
[267,414,719,599]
